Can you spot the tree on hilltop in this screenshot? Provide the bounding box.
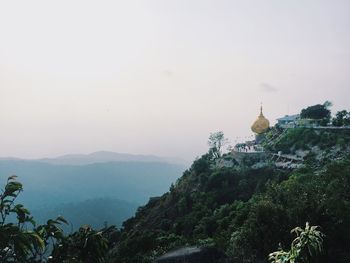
[208,131,228,159]
[332,110,350,127]
[300,101,332,125]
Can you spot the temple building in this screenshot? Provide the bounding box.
[251,106,270,134]
[276,114,300,128]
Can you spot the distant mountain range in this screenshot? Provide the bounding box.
[0,152,186,229]
[0,151,188,166]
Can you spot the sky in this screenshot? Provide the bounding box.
[0,0,349,161]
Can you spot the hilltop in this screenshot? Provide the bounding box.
[110,127,350,263]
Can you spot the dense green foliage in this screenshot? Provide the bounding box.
[269,223,324,263]
[0,176,45,262]
[264,128,350,154]
[332,110,350,127]
[111,131,350,263]
[0,176,117,263]
[300,102,331,125]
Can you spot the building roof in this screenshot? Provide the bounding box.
[277,114,300,122]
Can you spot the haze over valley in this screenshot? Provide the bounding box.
[0,151,185,229]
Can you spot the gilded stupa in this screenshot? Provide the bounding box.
[251,105,270,134]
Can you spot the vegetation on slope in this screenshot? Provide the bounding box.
[0,176,119,263]
[111,130,350,263]
[264,127,350,154]
[3,150,348,262]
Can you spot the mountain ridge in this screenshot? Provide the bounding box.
[0,151,189,166]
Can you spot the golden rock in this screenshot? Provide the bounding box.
[251,106,270,134]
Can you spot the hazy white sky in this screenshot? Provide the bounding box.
[0,0,349,160]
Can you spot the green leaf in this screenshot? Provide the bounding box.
[56,215,69,225]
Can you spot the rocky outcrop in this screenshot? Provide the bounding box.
[155,246,229,263]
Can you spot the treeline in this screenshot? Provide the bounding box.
[300,101,350,126]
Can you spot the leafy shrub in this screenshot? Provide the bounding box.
[0,176,111,263]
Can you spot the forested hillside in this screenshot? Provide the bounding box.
[111,129,350,263]
[1,129,350,263]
